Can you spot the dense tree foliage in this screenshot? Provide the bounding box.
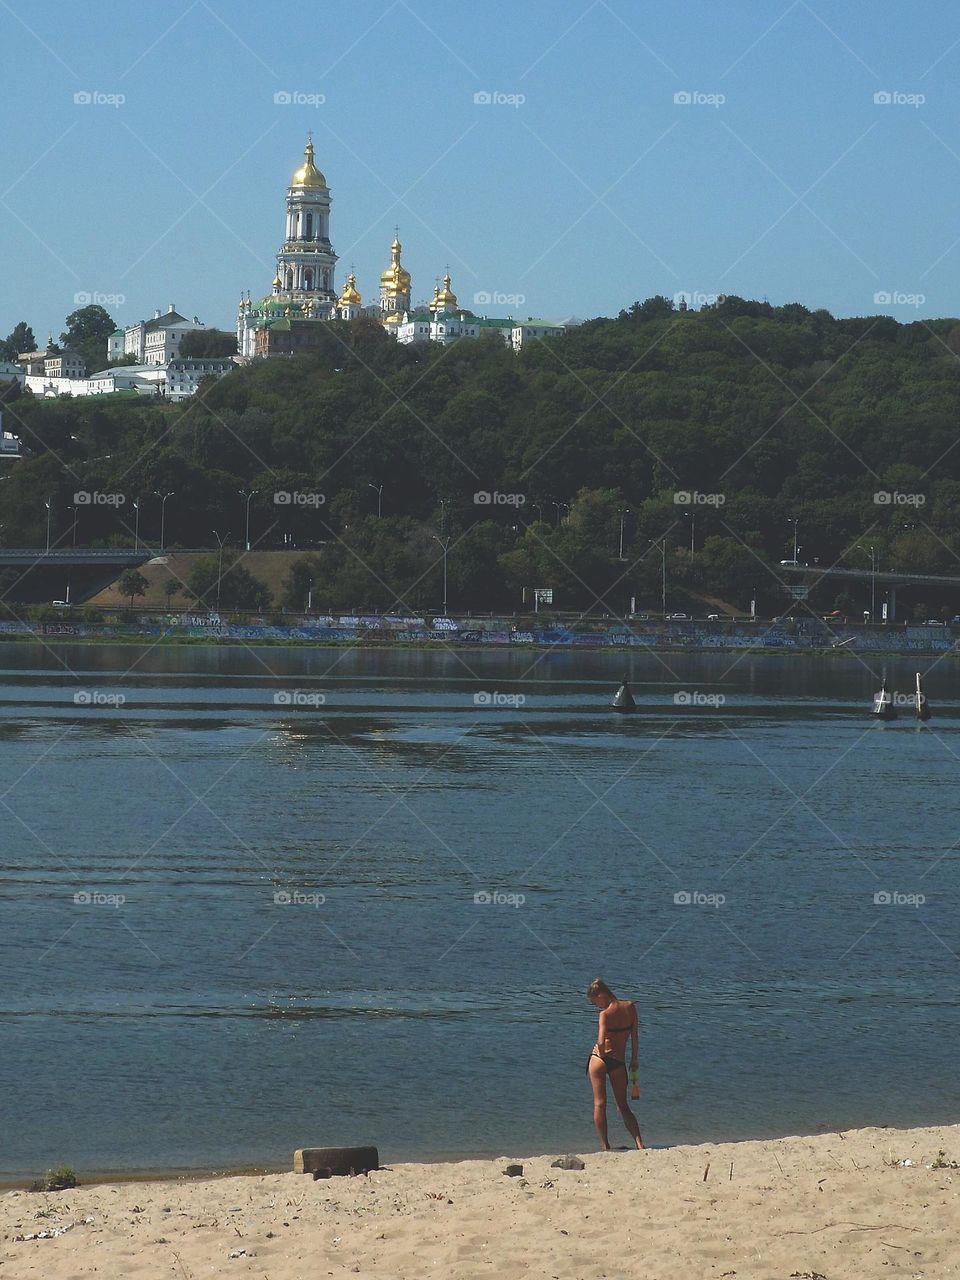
[60,304,117,374]
[178,328,238,359]
[0,321,36,362]
[3,295,960,616]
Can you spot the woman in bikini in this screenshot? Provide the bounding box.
[586,977,643,1150]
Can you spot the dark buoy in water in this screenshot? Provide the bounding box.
[916,672,932,722]
[872,672,897,721]
[611,677,636,714]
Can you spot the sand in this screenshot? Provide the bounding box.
[3,1123,960,1279]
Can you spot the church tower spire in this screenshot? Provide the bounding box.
[275,135,338,306]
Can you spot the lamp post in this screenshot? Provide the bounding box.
[649,537,667,615]
[618,507,631,560]
[685,509,696,552]
[239,489,258,551]
[368,482,383,518]
[44,496,52,553]
[432,534,450,616]
[439,496,449,535]
[72,504,80,547]
[550,500,569,527]
[788,518,799,562]
[133,497,141,549]
[155,491,175,552]
[212,529,230,611]
[856,544,877,622]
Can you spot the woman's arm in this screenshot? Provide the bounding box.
[630,1004,638,1068]
[596,1007,608,1052]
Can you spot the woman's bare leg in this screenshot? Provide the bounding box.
[609,1067,643,1149]
[588,1057,610,1150]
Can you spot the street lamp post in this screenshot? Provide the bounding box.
[72,505,80,547]
[432,534,450,616]
[212,530,231,611]
[44,496,52,553]
[239,489,258,551]
[550,500,569,527]
[856,544,877,622]
[685,509,696,552]
[789,518,799,562]
[618,508,631,560]
[368,482,383,518]
[155,491,175,552]
[133,497,141,549]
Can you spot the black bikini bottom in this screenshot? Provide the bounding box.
[587,1050,625,1076]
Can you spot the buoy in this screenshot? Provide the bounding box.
[611,678,636,713]
[872,673,896,721]
[916,672,931,721]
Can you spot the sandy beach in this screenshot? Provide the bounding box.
[3,1123,960,1279]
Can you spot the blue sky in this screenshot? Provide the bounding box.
[3,0,960,341]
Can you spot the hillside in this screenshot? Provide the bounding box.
[3,296,960,616]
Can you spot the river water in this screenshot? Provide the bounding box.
[1,642,958,1176]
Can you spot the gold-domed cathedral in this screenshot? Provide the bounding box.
[379,236,411,329]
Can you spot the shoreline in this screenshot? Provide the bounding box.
[5,1121,960,1277]
[3,1116,956,1191]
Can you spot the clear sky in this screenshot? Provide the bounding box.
[3,0,960,341]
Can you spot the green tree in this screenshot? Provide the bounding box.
[117,568,148,608]
[187,552,271,610]
[178,328,238,359]
[60,305,116,374]
[0,321,36,362]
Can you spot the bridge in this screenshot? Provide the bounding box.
[0,548,154,567]
[779,563,960,620]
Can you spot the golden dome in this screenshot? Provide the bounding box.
[430,272,458,313]
[339,272,362,306]
[380,237,411,293]
[291,139,326,188]
[272,274,282,290]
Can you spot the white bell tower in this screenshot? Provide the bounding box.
[276,135,338,306]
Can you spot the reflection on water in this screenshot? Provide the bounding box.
[1,643,959,1175]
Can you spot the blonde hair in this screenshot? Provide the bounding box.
[586,978,614,1000]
